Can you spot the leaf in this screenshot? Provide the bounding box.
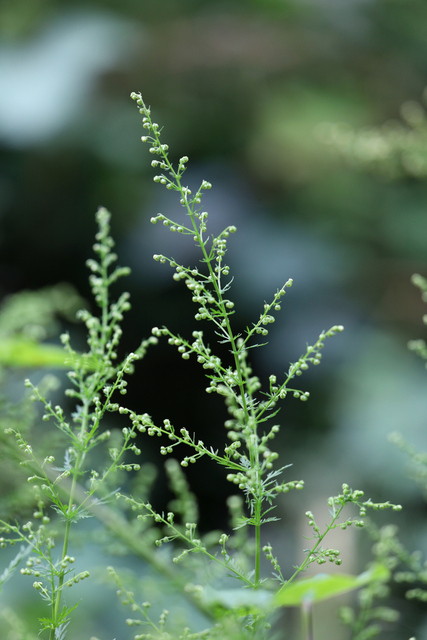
[0,544,33,590]
[39,602,80,633]
[275,563,390,606]
[200,586,273,614]
[55,621,70,640]
[0,337,96,369]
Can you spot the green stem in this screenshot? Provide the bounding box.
[49,452,82,639]
[144,106,265,589]
[50,393,91,637]
[281,503,345,589]
[254,499,262,586]
[185,198,264,585]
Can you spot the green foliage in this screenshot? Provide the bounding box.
[276,563,390,607]
[0,208,158,639]
[0,95,409,640]
[319,89,427,181]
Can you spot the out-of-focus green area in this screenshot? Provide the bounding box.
[1,1,427,638]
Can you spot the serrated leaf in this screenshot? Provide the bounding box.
[39,602,80,633]
[0,544,33,590]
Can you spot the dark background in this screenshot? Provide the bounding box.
[1,1,427,638]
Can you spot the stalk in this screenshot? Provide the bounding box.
[49,401,88,639]
[175,172,266,587]
[254,498,262,586]
[135,97,270,588]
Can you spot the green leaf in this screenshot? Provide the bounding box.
[201,586,273,614]
[39,601,80,632]
[0,337,96,369]
[0,544,33,591]
[275,563,390,606]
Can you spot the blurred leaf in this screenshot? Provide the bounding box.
[201,586,273,614]
[275,563,390,606]
[0,337,94,369]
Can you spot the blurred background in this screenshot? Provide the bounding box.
[1,0,427,638]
